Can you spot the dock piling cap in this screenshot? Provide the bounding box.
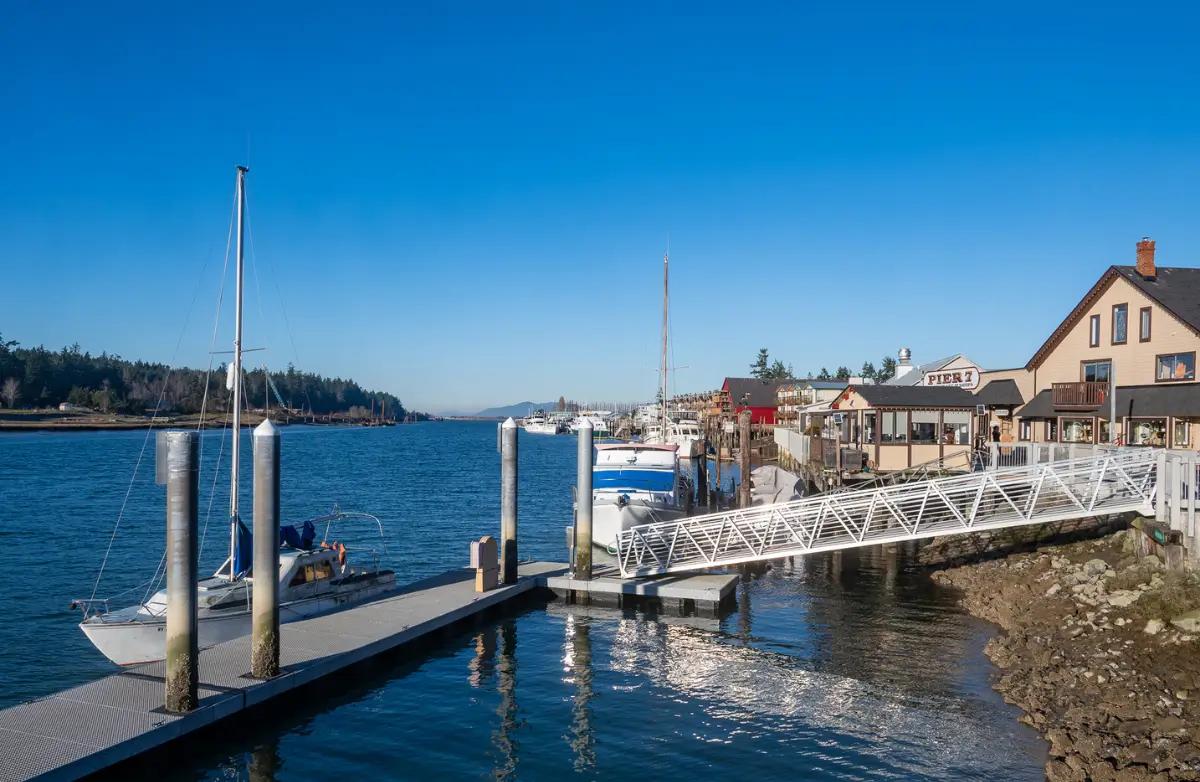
[577,418,593,431]
[254,418,279,437]
[502,417,517,429]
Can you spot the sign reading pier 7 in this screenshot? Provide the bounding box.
[922,366,981,389]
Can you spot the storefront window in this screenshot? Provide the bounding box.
[1173,419,1191,448]
[1060,418,1094,443]
[911,411,939,444]
[1129,418,1167,446]
[1099,419,1112,444]
[1082,360,1110,383]
[1019,420,1032,441]
[1045,419,1058,441]
[943,410,970,445]
[1156,353,1196,382]
[881,411,908,443]
[863,412,876,445]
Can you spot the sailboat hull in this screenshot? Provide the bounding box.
[80,573,396,666]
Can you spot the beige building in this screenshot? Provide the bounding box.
[976,239,1199,448]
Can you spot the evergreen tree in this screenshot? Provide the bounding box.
[835,366,851,380]
[768,359,790,379]
[750,348,771,379]
[817,367,831,380]
[879,356,897,381]
[860,361,877,382]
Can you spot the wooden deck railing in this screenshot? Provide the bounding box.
[1052,381,1109,408]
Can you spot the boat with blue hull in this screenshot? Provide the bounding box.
[585,443,691,555]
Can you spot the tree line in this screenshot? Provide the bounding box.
[750,348,898,383]
[0,334,409,418]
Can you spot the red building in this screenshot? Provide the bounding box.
[719,377,791,424]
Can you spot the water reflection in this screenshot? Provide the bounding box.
[491,620,520,781]
[563,613,596,771]
[247,740,280,782]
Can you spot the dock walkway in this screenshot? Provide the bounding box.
[0,562,564,782]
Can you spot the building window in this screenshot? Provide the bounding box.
[911,410,939,444]
[1081,360,1111,383]
[1045,419,1058,441]
[1089,314,1100,347]
[943,410,970,445]
[1139,307,1152,343]
[1156,352,1196,382]
[1060,417,1094,443]
[1112,304,1128,344]
[1129,418,1167,446]
[1099,419,1113,444]
[863,412,876,444]
[1172,419,1191,448]
[1019,420,1032,441]
[881,411,908,443]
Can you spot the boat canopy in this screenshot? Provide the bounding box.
[231,519,318,578]
[593,468,676,493]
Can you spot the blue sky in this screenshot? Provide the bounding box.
[2,2,1199,413]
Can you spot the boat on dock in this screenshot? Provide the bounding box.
[585,442,691,555]
[643,417,703,457]
[73,166,396,666]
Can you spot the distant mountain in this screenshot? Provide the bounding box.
[473,401,558,419]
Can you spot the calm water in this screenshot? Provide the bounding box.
[0,421,1045,780]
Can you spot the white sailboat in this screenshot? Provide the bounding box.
[74,166,396,666]
[640,251,701,456]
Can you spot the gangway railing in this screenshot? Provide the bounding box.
[615,448,1161,577]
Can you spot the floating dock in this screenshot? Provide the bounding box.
[545,565,738,616]
[0,561,737,782]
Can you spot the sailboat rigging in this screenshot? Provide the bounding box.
[72,166,397,667]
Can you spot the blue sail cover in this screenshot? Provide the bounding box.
[232,519,317,578]
[593,468,676,493]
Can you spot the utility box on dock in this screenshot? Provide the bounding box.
[470,536,499,592]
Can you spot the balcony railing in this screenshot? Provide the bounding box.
[1052,381,1110,408]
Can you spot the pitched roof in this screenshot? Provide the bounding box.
[974,379,1025,407]
[723,377,792,408]
[843,384,979,408]
[805,380,849,390]
[1027,265,1200,369]
[1115,265,1200,334]
[1015,384,1200,419]
[883,355,962,386]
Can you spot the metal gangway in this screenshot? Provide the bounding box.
[615,448,1164,578]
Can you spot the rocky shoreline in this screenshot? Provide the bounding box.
[931,527,1200,781]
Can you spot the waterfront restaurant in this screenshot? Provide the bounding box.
[828,384,980,471]
[995,239,1200,449]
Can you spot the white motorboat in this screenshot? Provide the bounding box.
[643,418,703,457]
[522,409,558,435]
[582,443,691,554]
[74,166,396,666]
[571,411,613,438]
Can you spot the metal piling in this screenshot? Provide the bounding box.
[574,419,593,580]
[501,417,519,584]
[164,430,199,713]
[252,419,281,678]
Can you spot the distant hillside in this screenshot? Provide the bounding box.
[474,401,558,419]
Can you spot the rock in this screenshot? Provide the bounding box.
[1171,610,1200,633]
[1047,583,1063,597]
[1086,559,1109,576]
[1176,690,1189,701]
[1142,555,1165,572]
[1155,715,1186,735]
[1145,619,1166,635]
[1108,591,1142,608]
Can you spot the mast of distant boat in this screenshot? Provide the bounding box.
[229,165,249,578]
[660,250,669,438]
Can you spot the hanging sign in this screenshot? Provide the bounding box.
[922,366,981,390]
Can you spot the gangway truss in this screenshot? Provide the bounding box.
[615,448,1160,577]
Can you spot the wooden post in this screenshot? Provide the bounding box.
[739,410,752,508]
[714,427,723,507]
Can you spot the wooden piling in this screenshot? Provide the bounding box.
[738,410,752,508]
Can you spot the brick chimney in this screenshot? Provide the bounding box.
[1136,237,1156,280]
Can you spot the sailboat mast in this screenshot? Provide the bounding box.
[661,251,669,437]
[229,165,249,573]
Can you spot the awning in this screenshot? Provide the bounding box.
[1017,385,1200,419]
